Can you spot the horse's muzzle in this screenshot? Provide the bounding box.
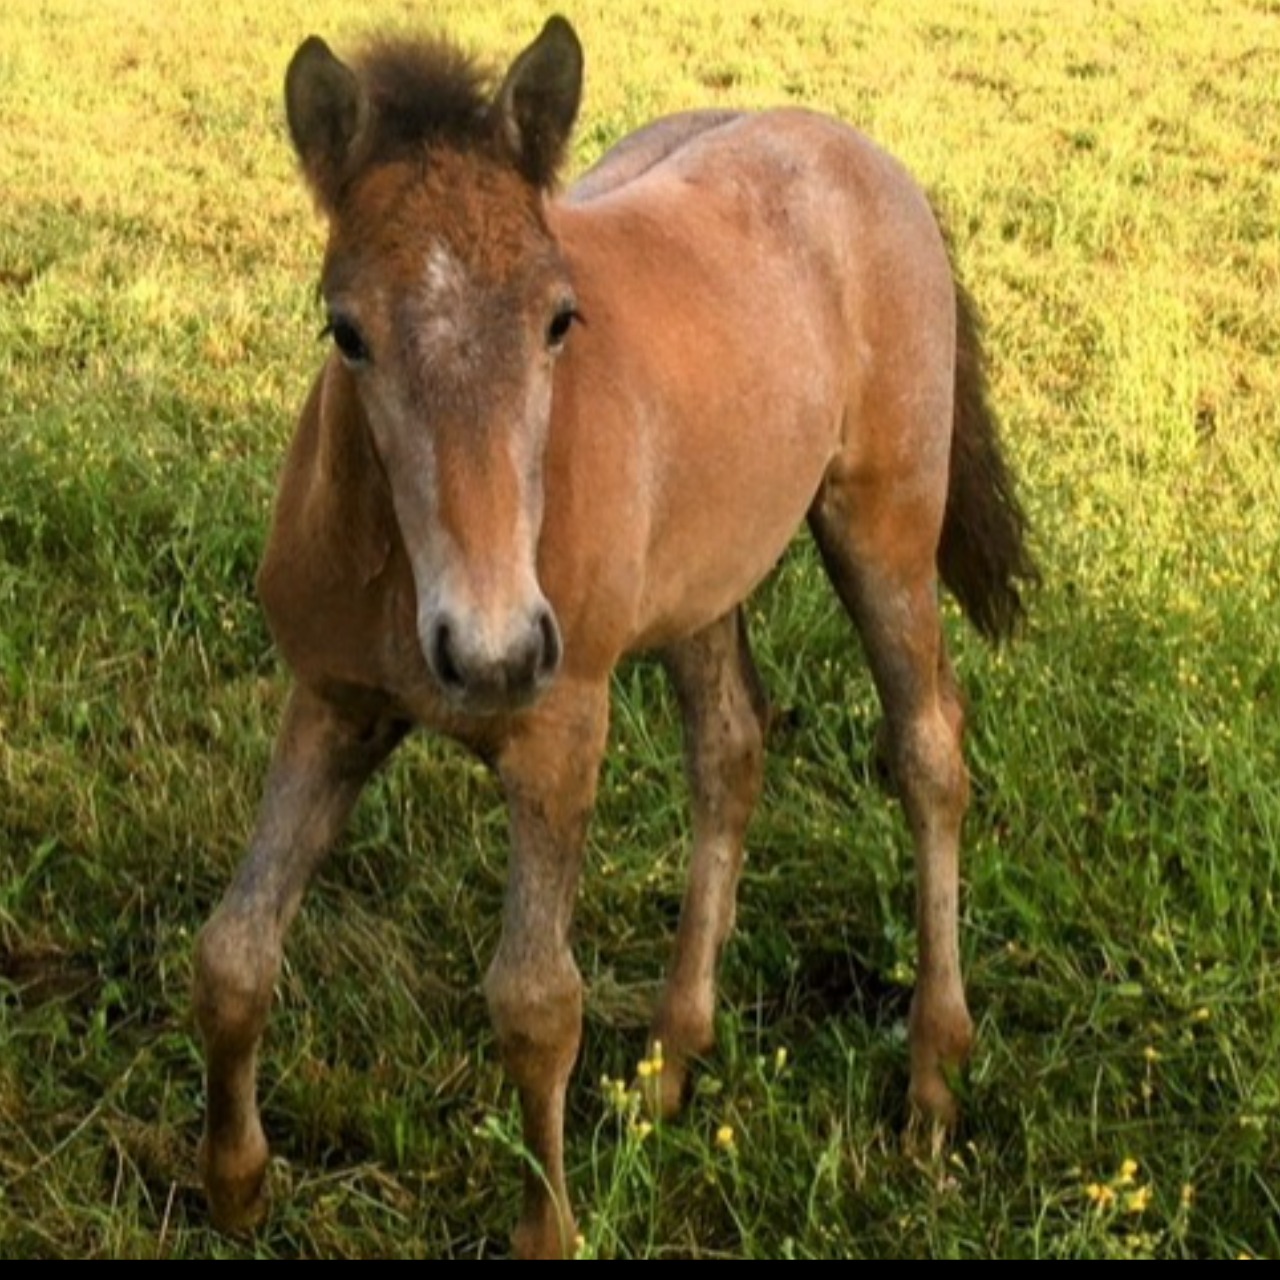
[424,603,562,714]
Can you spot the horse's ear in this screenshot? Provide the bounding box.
[493,16,583,187]
[285,36,367,209]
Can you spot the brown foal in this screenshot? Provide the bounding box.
[193,16,1035,1258]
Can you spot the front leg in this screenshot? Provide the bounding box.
[483,679,609,1260]
[193,684,406,1232]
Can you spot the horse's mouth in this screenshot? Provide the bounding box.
[431,672,555,719]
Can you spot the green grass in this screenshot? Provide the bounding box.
[2,0,1278,1259]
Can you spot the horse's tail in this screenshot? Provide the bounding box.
[938,278,1038,643]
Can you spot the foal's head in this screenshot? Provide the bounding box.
[285,19,583,714]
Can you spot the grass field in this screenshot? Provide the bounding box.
[2,0,1278,1259]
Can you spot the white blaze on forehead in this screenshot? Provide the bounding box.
[424,240,469,299]
[419,241,474,354]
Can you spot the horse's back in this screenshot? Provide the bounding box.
[569,110,744,203]
[575,108,946,273]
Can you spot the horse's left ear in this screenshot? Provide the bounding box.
[493,16,583,187]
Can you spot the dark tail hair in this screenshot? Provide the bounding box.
[938,278,1038,642]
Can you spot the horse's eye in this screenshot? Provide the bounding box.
[546,305,579,351]
[326,316,370,365]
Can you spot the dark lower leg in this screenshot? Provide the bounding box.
[896,699,974,1125]
[810,502,973,1127]
[649,610,765,1118]
[484,681,608,1259]
[194,686,405,1230]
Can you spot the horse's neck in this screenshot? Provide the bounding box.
[302,362,394,586]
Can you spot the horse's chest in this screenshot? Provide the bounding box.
[257,539,419,696]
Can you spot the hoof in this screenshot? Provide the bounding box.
[908,996,974,1132]
[904,1050,967,1161]
[638,1030,708,1122]
[199,1132,270,1235]
[903,1104,952,1163]
[638,1056,690,1124]
[908,1070,961,1133]
[512,1206,578,1261]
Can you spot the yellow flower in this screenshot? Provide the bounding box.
[637,1042,665,1079]
[1086,1183,1116,1209]
[1118,1158,1139,1185]
[774,1046,789,1073]
[1181,1184,1195,1208]
[601,1075,635,1113]
[630,1119,654,1141]
[1126,1186,1153,1215]
[715,1124,736,1152]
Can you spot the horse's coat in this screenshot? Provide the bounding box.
[194,17,1035,1258]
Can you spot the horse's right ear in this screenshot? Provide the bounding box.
[285,37,366,209]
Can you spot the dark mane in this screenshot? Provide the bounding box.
[352,35,497,170]
[287,22,582,205]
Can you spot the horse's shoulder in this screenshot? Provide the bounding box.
[258,363,400,677]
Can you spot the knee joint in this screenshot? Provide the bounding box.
[896,718,969,813]
[484,951,582,1061]
[696,702,764,792]
[194,913,278,1052]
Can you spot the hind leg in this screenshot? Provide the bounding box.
[810,479,974,1127]
[647,608,767,1119]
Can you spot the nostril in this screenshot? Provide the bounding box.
[431,619,465,691]
[536,608,562,680]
